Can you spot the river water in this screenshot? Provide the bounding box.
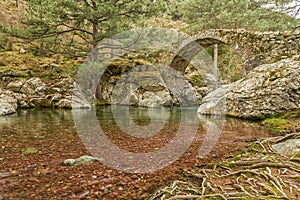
[0,106,272,199]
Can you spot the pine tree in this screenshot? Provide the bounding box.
[1,0,166,56]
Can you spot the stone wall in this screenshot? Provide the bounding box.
[171,29,300,73]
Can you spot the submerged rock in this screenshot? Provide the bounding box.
[21,147,38,155]
[272,139,300,155]
[198,57,300,119]
[63,155,101,166]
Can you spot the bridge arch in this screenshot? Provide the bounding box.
[170,29,300,75]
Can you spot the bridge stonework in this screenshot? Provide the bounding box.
[171,29,300,73]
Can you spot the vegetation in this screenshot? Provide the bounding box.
[150,132,300,200]
[0,0,167,57]
[262,110,300,133]
[0,1,299,199]
[179,0,299,31]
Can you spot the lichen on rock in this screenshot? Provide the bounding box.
[198,57,300,119]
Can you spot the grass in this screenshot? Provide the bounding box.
[0,50,82,82]
[261,110,300,133]
[261,118,294,133]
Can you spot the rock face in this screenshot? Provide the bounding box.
[100,65,201,107]
[198,57,300,118]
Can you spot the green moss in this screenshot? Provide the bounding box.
[282,110,300,119]
[94,99,110,106]
[21,147,38,154]
[228,162,236,168]
[261,117,294,133]
[261,110,300,133]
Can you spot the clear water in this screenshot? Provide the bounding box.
[0,105,271,170]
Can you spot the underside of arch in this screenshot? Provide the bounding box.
[170,38,225,73]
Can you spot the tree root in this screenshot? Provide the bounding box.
[149,132,300,200]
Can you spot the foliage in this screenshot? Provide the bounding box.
[268,0,300,19]
[206,44,243,83]
[261,110,300,133]
[180,0,299,31]
[0,0,167,57]
[261,117,294,133]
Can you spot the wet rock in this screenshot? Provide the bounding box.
[0,90,18,116]
[30,97,52,108]
[57,98,72,109]
[14,93,32,108]
[57,95,91,109]
[63,155,101,166]
[272,139,300,155]
[198,57,300,118]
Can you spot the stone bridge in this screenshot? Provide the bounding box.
[171,29,300,73]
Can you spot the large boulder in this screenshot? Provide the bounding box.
[198,57,300,118]
[110,65,200,107]
[7,77,47,96]
[111,67,175,107]
[0,89,18,116]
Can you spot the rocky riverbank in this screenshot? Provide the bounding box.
[0,77,74,115]
[198,56,300,119]
[150,132,300,200]
[1,55,299,120]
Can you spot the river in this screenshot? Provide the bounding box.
[0,106,272,199]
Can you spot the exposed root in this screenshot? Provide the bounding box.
[149,132,300,200]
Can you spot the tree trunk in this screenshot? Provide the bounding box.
[91,0,98,60]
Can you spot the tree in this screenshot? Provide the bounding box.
[268,0,300,19]
[180,0,299,31]
[1,0,166,57]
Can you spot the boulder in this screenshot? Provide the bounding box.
[272,139,300,155]
[30,97,52,108]
[198,57,300,119]
[0,89,18,116]
[7,78,48,96]
[110,65,200,107]
[111,66,176,107]
[57,98,72,109]
[20,77,47,95]
[139,90,174,107]
[6,80,25,92]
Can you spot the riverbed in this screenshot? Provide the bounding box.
[0,106,272,199]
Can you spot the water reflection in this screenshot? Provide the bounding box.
[0,106,271,173]
[73,106,200,173]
